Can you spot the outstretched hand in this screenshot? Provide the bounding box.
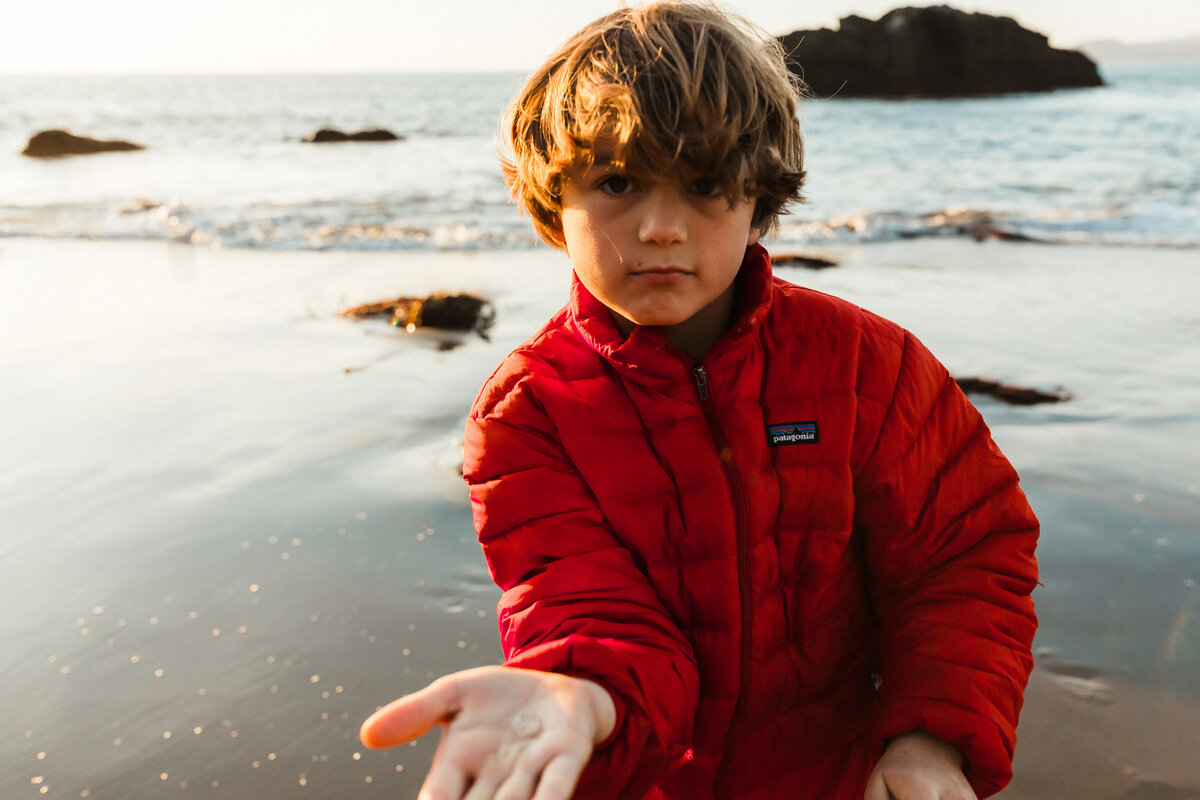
[864,729,978,800]
[361,665,617,800]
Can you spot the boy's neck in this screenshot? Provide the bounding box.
[611,280,738,361]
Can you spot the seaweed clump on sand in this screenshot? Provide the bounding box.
[955,376,1071,405]
[339,293,495,343]
[770,252,840,269]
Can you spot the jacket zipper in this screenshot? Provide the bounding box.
[692,364,754,768]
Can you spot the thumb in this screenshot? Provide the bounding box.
[360,676,461,749]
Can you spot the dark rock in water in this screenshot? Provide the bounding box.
[339,293,494,339]
[779,6,1103,98]
[21,129,145,158]
[770,252,840,270]
[304,128,401,143]
[955,376,1070,405]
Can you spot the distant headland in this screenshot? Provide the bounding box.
[1079,33,1200,62]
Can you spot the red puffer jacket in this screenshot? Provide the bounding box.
[463,245,1038,800]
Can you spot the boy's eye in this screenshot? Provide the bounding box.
[597,174,633,195]
[690,177,722,197]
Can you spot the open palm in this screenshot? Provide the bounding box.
[362,665,616,800]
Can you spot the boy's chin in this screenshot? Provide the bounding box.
[625,313,691,330]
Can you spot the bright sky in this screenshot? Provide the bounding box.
[2,0,1195,74]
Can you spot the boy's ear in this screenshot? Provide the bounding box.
[545,213,568,249]
[747,226,762,247]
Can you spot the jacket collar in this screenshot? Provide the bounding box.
[568,244,775,386]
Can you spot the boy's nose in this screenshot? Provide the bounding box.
[638,187,688,246]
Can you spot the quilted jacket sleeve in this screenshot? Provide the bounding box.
[464,362,701,799]
[854,329,1039,798]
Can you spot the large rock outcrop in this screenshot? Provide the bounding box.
[21,129,145,158]
[779,6,1103,98]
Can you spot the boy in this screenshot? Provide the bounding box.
[361,3,1039,799]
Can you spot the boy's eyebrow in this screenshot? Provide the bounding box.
[575,156,627,176]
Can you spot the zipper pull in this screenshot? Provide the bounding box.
[693,365,709,401]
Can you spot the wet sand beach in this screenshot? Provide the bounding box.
[2,237,1197,798]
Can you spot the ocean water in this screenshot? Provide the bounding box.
[1,63,1197,251]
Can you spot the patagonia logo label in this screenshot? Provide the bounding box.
[766,421,819,447]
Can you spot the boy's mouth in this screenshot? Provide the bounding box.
[631,266,690,276]
[630,267,691,285]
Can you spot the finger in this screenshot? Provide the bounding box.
[361,679,461,749]
[462,767,502,800]
[491,752,541,800]
[418,756,470,800]
[530,752,590,800]
[862,768,893,800]
[494,769,537,800]
[460,741,519,800]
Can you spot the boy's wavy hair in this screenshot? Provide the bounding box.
[500,1,807,248]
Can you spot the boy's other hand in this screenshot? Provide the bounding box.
[864,729,978,800]
[360,665,616,800]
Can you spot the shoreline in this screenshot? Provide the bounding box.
[2,236,1198,798]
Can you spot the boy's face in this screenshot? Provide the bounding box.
[558,161,760,344]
